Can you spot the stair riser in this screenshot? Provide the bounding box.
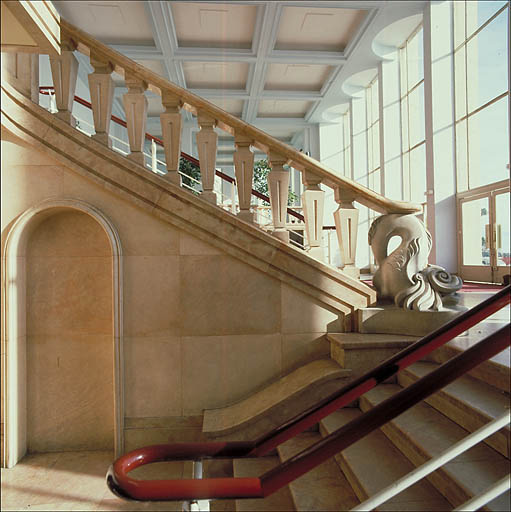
[318,423,368,502]
[360,396,469,508]
[425,347,510,394]
[330,346,404,377]
[399,371,510,458]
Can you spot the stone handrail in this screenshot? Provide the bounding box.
[53,18,421,276]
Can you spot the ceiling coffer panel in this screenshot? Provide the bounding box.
[171,2,257,49]
[183,61,249,90]
[275,6,368,52]
[53,1,155,46]
[265,63,334,92]
[258,100,312,119]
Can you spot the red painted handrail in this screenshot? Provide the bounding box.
[38,86,313,224]
[107,286,510,501]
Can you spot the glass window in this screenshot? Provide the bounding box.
[462,197,490,266]
[399,23,426,202]
[466,11,508,112]
[455,1,509,192]
[466,0,508,37]
[468,96,509,189]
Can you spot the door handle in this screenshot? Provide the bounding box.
[495,224,502,249]
[485,224,490,249]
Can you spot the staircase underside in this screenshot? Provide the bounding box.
[1,80,376,320]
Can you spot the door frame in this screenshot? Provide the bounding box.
[457,179,510,283]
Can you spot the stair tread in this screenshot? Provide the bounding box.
[277,432,359,511]
[402,362,510,427]
[203,359,350,434]
[233,457,294,511]
[320,409,451,511]
[400,362,510,458]
[327,332,419,349]
[361,385,511,510]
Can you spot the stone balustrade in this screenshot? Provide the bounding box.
[50,21,421,277]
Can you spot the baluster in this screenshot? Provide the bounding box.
[302,171,325,261]
[88,52,115,146]
[122,73,148,165]
[333,188,360,278]
[196,113,218,204]
[233,134,255,223]
[49,40,78,126]
[267,151,290,243]
[160,91,182,185]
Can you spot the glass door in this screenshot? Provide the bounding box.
[493,190,510,283]
[459,185,510,283]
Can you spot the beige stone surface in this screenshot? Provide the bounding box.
[25,210,114,453]
[399,362,510,457]
[123,255,180,337]
[328,333,418,373]
[0,162,64,232]
[179,255,281,336]
[124,336,182,417]
[202,359,349,435]
[281,284,343,334]
[1,83,384,449]
[278,432,360,511]
[281,333,331,374]
[179,232,221,255]
[320,409,451,511]
[181,334,282,415]
[1,450,184,511]
[358,305,463,336]
[124,425,203,452]
[234,456,295,511]
[361,385,511,510]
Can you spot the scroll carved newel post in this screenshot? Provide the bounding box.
[88,52,115,146]
[196,113,218,204]
[233,134,255,223]
[122,73,148,165]
[302,171,325,261]
[49,40,78,126]
[267,152,290,243]
[160,92,183,185]
[333,188,360,279]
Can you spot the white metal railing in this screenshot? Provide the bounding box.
[352,410,511,511]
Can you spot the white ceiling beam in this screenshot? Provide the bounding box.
[268,50,346,65]
[244,2,282,123]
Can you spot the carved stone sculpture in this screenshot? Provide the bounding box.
[368,214,462,311]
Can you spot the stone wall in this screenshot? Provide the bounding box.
[1,137,343,453]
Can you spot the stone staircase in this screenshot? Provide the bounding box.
[202,325,510,511]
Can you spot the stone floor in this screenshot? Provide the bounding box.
[1,291,508,512]
[0,450,189,511]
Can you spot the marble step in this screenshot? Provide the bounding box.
[202,359,351,440]
[277,432,359,511]
[399,362,510,458]
[425,335,510,393]
[327,333,418,375]
[319,409,451,511]
[360,384,511,510]
[233,456,295,511]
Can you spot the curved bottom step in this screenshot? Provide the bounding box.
[202,359,351,440]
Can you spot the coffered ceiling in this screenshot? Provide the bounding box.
[52,1,425,156]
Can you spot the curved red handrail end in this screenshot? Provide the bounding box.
[107,442,263,501]
[108,469,263,501]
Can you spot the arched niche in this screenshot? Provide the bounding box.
[2,198,124,468]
